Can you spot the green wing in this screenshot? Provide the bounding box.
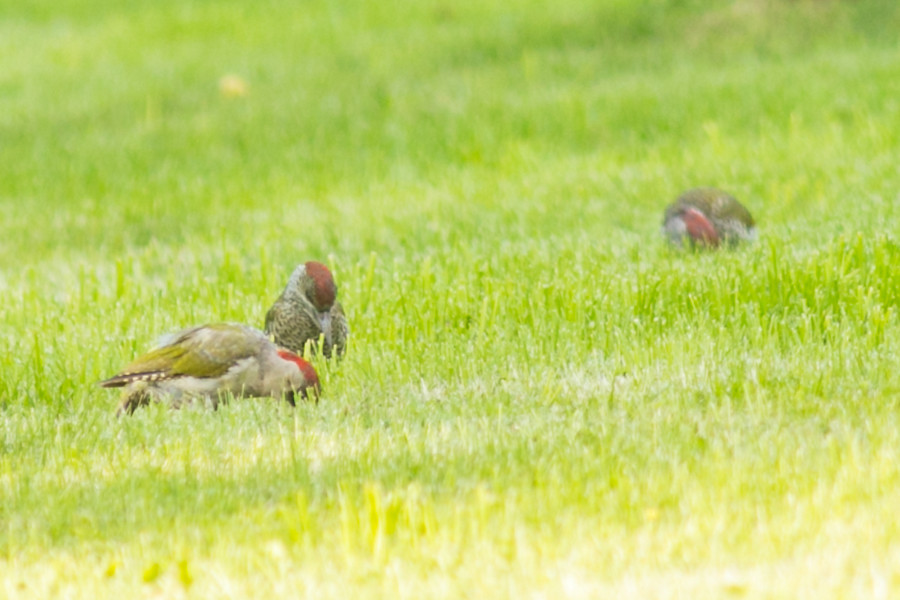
[103,324,260,386]
[678,188,754,227]
[331,302,349,358]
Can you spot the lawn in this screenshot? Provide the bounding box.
[3,0,900,597]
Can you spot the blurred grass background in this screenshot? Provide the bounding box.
[2,0,900,597]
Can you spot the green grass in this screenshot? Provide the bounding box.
[3,0,900,596]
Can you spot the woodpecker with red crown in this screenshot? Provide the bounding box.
[100,323,320,415]
[265,261,348,359]
[663,187,756,248]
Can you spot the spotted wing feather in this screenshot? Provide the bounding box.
[100,324,260,388]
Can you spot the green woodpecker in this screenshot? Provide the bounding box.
[265,261,348,358]
[663,187,756,248]
[100,323,320,415]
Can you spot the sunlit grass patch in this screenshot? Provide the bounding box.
[3,0,900,597]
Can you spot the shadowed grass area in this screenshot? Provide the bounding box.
[3,0,900,597]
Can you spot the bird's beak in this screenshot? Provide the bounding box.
[319,312,333,345]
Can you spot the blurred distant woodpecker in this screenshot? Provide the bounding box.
[101,323,320,415]
[265,261,348,359]
[663,187,756,248]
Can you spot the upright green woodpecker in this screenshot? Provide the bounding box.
[265,261,348,358]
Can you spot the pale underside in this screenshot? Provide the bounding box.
[116,357,292,415]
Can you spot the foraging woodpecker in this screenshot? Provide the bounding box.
[265,261,348,358]
[663,187,756,248]
[100,323,320,415]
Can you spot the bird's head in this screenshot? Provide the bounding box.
[287,261,337,312]
[277,349,321,403]
[676,206,720,248]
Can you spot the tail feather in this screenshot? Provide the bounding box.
[99,371,167,388]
